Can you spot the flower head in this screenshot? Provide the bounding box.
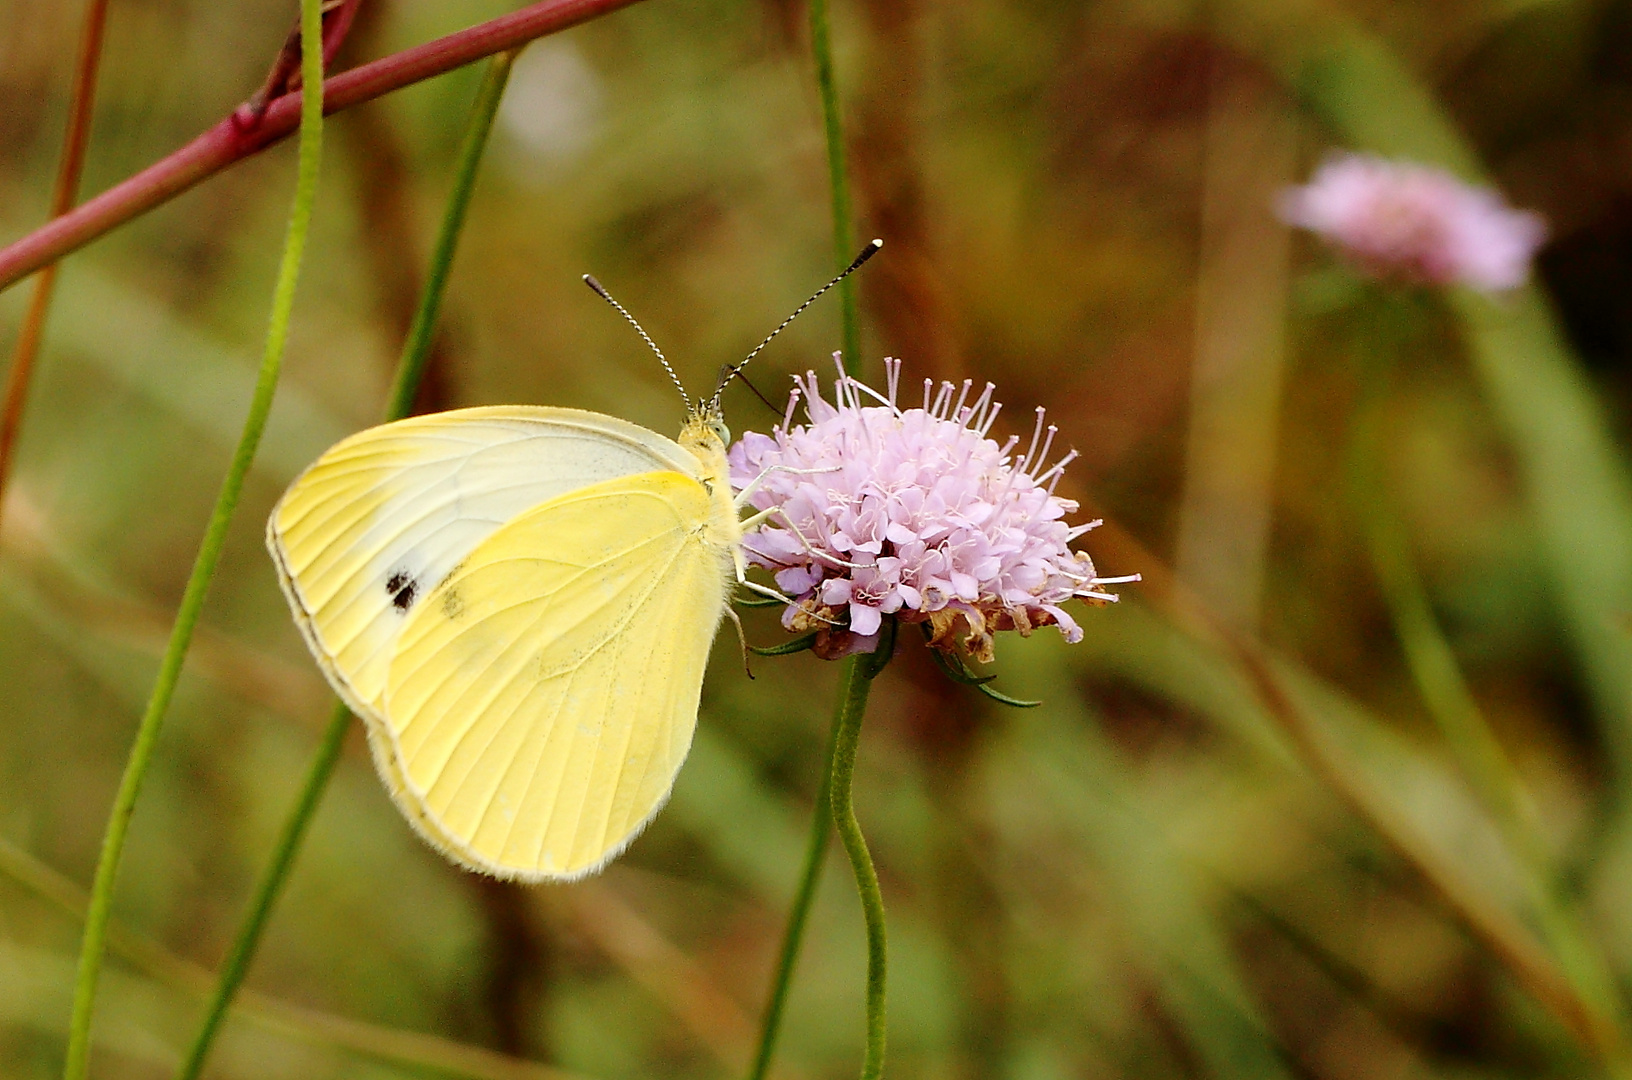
[1279,153,1546,293]
[728,358,1136,661]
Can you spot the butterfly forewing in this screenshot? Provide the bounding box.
[267,406,698,720]
[382,470,733,880]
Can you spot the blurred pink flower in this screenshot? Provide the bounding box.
[1279,153,1546,292]
[728,357,1136,661]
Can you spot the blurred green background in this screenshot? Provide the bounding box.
[6,0,1632,1076]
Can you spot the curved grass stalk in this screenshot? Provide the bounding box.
[1228,611,1626,1062]
[0,0,111,524]
[60,0,327,1075]
[170,50,516,1080]
[1364,496,1628,1030]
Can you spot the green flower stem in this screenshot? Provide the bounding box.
[172,51,516,1080]
[829,621,895,1080]
[746,673,846,1080]
[60,0,325,1075]
[808,0,860,376]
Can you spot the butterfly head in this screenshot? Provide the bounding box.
[679,402,731,460]
[679,404,740,546]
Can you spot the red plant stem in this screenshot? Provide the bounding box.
[0,0,643,294]
[0,0,111,504]
[321,0,365,68]
[244,0,365,121]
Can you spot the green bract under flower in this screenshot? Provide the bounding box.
[728,358,1137,660]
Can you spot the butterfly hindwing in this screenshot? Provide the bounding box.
[380,470,733,880]
[267,406,698,722]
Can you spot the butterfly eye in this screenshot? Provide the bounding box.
[709,418,731,445]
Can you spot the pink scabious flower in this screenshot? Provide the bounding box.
[728,357,1137,662]
[1279,153,1546,293]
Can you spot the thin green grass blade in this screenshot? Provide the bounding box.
[809,0,861,376]
[1350,380,1625,1024]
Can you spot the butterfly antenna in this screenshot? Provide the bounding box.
[583,274,692,413]
[711,238,883,408]
[716,363,783,417]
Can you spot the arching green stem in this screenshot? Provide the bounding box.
[60,0,326,1076]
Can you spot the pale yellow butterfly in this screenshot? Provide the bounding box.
[267,242,881,881]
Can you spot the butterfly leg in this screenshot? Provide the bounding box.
[730,553,843,625]
[738,505,869,570]
[722,604,755,678]
[730,543,792,602]
[731,538,786,599]
[732,463,842,511]
[733,577,842,624]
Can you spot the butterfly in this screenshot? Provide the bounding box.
[267,241,880,882]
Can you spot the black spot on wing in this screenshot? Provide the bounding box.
[386,568,419,613]
[441,588,466,619]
